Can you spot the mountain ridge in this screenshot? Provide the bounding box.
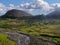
[1,9,32,19]
[46,9,60,19]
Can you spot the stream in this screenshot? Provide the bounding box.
[2,32,59,45]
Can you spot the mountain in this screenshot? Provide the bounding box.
[28,15,45,21]
[46,9,60,19]
[0,9,45,21]
[1,9,32,19]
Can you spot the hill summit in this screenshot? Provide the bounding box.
[1,9,32,18]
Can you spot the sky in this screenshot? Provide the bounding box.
[0,0,60,15]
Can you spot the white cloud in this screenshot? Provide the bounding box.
[0,3,7,14]
[8,4,16,10]
[18,0,53,12]
[52,3,60,7]
[51,3,60,10]
[35,0,53,11]
[0,0,60,15]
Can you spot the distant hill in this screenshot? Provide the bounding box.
[28,15,45,21]
[1,9,32,19]
[46,9,60,19]
[0,9,45,21]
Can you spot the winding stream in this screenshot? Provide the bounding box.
[6,32,30,45]
[2,32,59,45]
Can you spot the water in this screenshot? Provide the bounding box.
[7,32,30,45]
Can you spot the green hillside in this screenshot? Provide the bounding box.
[0,19,60,43]
[0,34,16,45]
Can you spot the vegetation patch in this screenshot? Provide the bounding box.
[0,34,16,45]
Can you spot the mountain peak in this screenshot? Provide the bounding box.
[1,9,32,18]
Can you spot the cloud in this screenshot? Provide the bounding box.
[0,0,60,15]
[8,4,16,9]
[18,0,53,12]
[52,3,60,7]
[0,3,33,15]
[51,3,60,10]
[0,3,7,14]
[19,2,35,9]
[35,0,53,11]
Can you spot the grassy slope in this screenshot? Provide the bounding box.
[0,34,16,45]
[0,19,60,42]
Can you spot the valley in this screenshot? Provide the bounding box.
[0,9,60,45]
[0,19,60,45]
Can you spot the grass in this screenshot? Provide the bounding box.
[53,38,60,42]
[0,19,60,42]
[0,34,16,45]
